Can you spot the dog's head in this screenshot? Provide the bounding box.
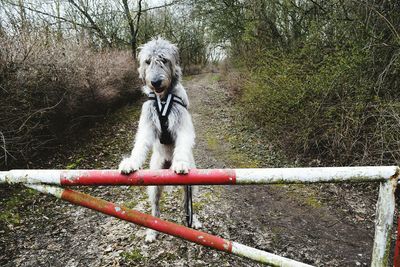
[137,38,182,97]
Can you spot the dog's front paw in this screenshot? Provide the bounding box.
[145,229,157,242]
[192,215,202,229]
[172,161,190,174]
[118,158,140,174]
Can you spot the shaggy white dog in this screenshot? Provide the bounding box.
[118,38,202,242]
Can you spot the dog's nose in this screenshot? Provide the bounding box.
[151,79,163,88]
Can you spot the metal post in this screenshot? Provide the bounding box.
[371,174,398,266]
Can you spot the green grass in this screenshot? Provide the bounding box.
[192,201,206,212]
[210,73,221,82]
[66,157,83,169]
[0,188,39,226]
[305,196,322,208]
[121,248,144,262]
[205,132,219,151]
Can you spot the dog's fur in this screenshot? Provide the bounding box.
[118,38,201,242]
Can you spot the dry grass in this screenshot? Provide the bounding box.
[0,33,141,168]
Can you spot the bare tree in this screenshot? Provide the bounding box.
[67,0,111,47]
[122,0,142,58]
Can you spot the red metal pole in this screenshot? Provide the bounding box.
[26,184,314,266]
[61,187,233,252]
[60,169,236,186]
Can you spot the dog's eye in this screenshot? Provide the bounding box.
[145,59,151,65]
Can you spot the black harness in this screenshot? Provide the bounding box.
[147,91,193,228]
[148,92,186,145]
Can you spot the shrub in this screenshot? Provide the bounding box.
[0,33,140,168]
[239,47,400,166]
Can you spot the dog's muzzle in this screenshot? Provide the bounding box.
[151,79,166,93]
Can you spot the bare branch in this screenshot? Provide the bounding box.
[3,0,91,29]
[136,0,182,13]
[135,0,143,40]
[67,0,111,46]
[18,95,65,132]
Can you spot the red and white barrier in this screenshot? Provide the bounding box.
[1,166,398,266]
[26,183,313,267]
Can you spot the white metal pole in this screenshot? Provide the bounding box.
[371,177,398,266]
[231,242,313,267]
[235,166,398,184]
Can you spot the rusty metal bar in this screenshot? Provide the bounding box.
[371,176,398,266]
[25,184,313,267]
[0,166,398,186]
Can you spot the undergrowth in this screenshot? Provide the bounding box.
[221,45,400,166]
[0,33,141,169]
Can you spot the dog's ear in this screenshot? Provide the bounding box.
[171,44,180,65]
[169,43,181,83]
[136,46,146,80]
[174,65,182,82]
[138,65,145,80]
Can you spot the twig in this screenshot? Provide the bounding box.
[18,95,65,132]
[3,0,92,29]
[0,131,7,165]
[0,131,16,165]
[0,85,8,93]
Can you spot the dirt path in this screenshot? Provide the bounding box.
[0,73,380,266]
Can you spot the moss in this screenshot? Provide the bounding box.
[205,132,219,151]
[305,196,322,208]
[0,211,21,225]
[210,74,221,82]
[163,252,177,260]
[129,186,147,199]
[159,194,167,210]
[202,191,214,200]
[66,157,83,169]
[0,188,39,226]
[125,187,148,209]
[283,184,324,209]
[182,75,194,82]
[124,200,139,209]
[192,201,206,212]
[228,152,260,168]
[121,248,144,262]
[171,187,184,198]
[114,105,140,122]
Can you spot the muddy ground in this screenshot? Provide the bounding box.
[0,73,390,266]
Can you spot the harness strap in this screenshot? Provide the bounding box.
[148,92,186,109]
[148,92,187,144]
[185,185,193,228]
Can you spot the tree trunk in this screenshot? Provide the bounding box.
[122,0,136,58]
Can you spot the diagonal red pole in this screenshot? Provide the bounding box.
[26,184,313,267]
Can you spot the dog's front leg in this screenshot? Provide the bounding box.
[171,112,195,174]
[119,104,156,174]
